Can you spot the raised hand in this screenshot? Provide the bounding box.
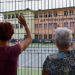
[18,15,27,27]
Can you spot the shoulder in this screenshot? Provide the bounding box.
[9,44,21,56]
[43,53,58,67]
[48,53,58,60]
[43,53,59,72]
[44,53,59,63]
[10,43,20,49]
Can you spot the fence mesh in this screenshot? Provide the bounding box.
[0,0,75,75]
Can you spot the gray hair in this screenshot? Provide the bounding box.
[55,27,73,48]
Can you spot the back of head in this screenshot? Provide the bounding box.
[55,27,72,49]
[0,22,14,41]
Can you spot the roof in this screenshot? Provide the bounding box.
[0,6,75,13]
[35,6,75,12]
[0,8,34,13]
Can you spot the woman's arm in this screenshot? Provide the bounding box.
[18,15,32,51]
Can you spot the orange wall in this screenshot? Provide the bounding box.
[34,8,75,38]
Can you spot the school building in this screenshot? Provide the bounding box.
[1,9,35,40]
[34,7,75,40]
[1,7,75,41]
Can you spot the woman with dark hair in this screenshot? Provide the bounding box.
[0,15,32,75]
[0,22,14,41]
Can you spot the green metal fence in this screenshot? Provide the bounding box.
[0,0,75,75]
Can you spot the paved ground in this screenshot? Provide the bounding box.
[18,46,58,68]
[17,68,42,75]
[16,43,58,75]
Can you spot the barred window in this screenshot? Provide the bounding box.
[35,14,38,18]
[16,24,19,28]
[44,34,47,39]
[16,14,18,18]
[39,34,42,39]
[64,22,68,27]
[39,14,43,18]
[69,10,74,15]
[48,34,52,39]
[44,23,47,29]
[4,15,7,19]
[12,14,15,18]
[39,24,42,29]
[8,14,11,19]
[48,12,52,17]
[54,12,57,17]
[44,14,47,18]
[35,34,38,39]
[35,24,38,29]
[64,11,68,16]
[48,23,52,28]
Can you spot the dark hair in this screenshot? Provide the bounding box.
[0,22,14,41]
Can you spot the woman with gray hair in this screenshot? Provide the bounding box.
[42,27,75,75]
[55,27,73,51]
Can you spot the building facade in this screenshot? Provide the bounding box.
[1,7,75,41]
[34,7,75,40]
[1,9,35,40]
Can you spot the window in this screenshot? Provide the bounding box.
[44,23,47,29]
[64,22,68,27]
[24,35,27,39]
[35,14,38,18]
[39,24,42,29]
[44,14,47,17]
[69,10,74,15]
[8,14,11,19]
[16,14,18,18]
[54,12,57,17]
[35,24,38,29]
[48,12,52,17]
[35,34,38,39]
[70,22,74,27]
[48,34,52,39]
[48,23,52,28]
[20,25,23,28]
[44,34,47,39]
[12,14,15,18]
[64,11,68,16]
[16,24,19,28]
[39,34,42,39]
[39,14,43,18]
[4,15,7,19]
[54,23,57,28]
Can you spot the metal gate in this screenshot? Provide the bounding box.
[0,0,75,75]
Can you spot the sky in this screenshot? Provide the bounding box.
[0,0,75,12]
